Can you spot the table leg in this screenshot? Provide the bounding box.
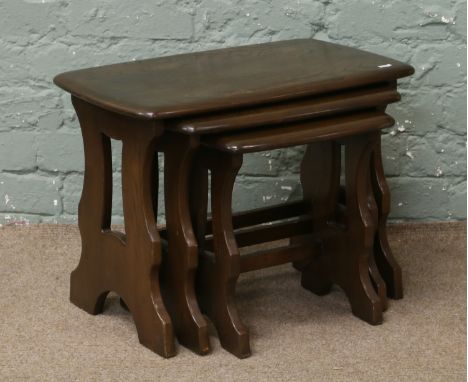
[367,175,388,311]
[197,151,250,358]
[189,153,209,254]
[298,141,341,295]
[161,133,210,355]
[371,137,403,299]
[338,134,383,324]
[69,97,175,358]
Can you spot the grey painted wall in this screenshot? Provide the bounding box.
[0,0,466,225]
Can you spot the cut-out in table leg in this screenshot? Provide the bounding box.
[197,151,250,358]
[371,137,403,299]
[366,172,388,311]
[336,134,383,325]
[336,157,388,308]
[69,97,175,358]
[161,132,210,355]
[69,105,112,316]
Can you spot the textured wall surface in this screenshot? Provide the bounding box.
[0,0,466,225]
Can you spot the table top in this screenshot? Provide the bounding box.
[172,82,400,135]
[54,39,414,120]
[202,110,394,153]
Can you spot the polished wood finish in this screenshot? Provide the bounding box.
[371,138,403,298]
[332,141,400,302]
[194,114,400,357]
[55,39,413,359]
[292,140,341,275]
[158,132,210,355]
[300,133,384,324]
[69,97,175,358]
[209,216,314,249]
[171,82,399,134]
[54,39,413,120]
[202,111,394,153]
[196,152,250,358]
[206,200,310,235]
[239,243,319,274]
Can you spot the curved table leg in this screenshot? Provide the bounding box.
[336,134,383,325]
[371,137,403,299]
[367,174,388,311]
[197,151,250,358]
[69,97,175,358]
[161,133,210,355]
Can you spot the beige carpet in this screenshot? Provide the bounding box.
[0,223,465,381]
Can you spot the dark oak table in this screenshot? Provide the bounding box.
[54,39,414,358]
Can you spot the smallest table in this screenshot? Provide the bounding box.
[54,39,414,358]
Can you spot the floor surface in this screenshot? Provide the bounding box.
[0,222,465,381]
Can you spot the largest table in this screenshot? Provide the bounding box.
[54,39,414,358]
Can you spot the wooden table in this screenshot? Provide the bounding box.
[54,39,414,358]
